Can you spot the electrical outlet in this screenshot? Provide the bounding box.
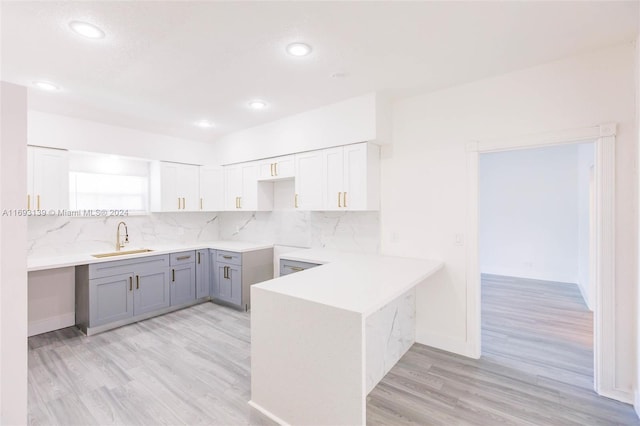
[454,234,464,246]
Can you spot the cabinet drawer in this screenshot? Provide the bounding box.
[279,259,321,276]
[170,251,196,266]
[89,255,170,279]
[216,250,242,266]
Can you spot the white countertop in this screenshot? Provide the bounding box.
[255,249,443,316]
[27,240,273,272]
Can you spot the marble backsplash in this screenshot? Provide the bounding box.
[27,210,380,258]
[27,212,220,258]
[217,211,380,253]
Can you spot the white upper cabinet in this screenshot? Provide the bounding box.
[295,143,379,211]
[224,162,273,211]
[294,151,324,210]
[27,146,69,211]
[153,162,200,212]
[258,155,295,180]
[199,166,224,211]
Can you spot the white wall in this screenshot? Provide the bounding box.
[212,93,390,165]
[577,143,595,310]
[0,82,28,424]
[479,143,584,284]
[28,110,216,165]
[381,44,637,396]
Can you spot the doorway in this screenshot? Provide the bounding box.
[465,124,619,401]
[478,142,596,391]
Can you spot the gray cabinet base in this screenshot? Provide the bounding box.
[80,297,210,336]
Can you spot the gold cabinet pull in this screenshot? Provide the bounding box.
[238,196,242,209]
[178,197,181,209]
[290,266,304,272]
[200,198,203,210]
[270,163,274,176]
[37,194,41,210]
[222,255,232,259]
[136,275,140,289]
[182,197,186,209]
[172,269,175,282]
[274,162,278,176]
[295,194,299,208]
[198,252,201,264]
[235,196,239,209]
[338,192,342,207]
[27,194,31,210]
[343,192,347,208]
[176,255,191,261]
[129,276,133,291]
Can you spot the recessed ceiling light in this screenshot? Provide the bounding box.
[248,100,267,110]
[33,81,60,91]
[195,120,215,128]
[286,42,312,57]
[69,21,105,39]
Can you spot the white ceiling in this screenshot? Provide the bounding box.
[1,1,637,143]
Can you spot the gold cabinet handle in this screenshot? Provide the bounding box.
[223,266,228,279]
[270,163,274,176]
[172,269,175,282]
[274,162,278,176]
[200,198,203,210]
[198,252,201,264]
[37,194,41,210]
[222,255,232,259]
[129,276,133,291]
[136,275,140,289]
[338,192,342,208]
[178,197,181,209]
[176,255,191,261]
[235,196,239,209]
[289,266,304,272]
[295,193,299,208]
[343,192,347,208]
[238,196,242,209]
[27,194,31,210]
[182,197,186,209]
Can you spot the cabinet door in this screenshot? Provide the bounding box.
[274,155,295,178]
[171,263,196,306]
[195,250,210,298]
[258,159,276,179]
[323,147,345,210]
[134,269,171,316]
[31,146,69,211]
[240,162,259,210]
[209,250,218,298]
[160,162,180,211]
[214,262,242,306]
[295,151,324,210]
[179,164,200,211]
[224,166,243,210]
[89,273,134,327]
[342,144,367,210]
[199,166,224,211]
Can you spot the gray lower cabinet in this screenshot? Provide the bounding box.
[134,269,171,315]
[214,262,242,306]
[171,263,196,305]
[89,273,134,326]
[195,249,210,299]
[211,248,273,311]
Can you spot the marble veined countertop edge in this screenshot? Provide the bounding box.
[27,240,274,272]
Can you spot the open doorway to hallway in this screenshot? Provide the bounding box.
[479,142,596,389]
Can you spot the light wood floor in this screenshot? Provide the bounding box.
[366,274,639,425]
[28,275,639,425]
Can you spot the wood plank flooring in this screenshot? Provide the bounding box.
[28,274,639,425]
[366,274,639,425]
[28,303,276,426]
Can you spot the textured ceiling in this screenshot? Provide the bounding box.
[1,1,637,142]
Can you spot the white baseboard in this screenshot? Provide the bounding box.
[598,386,634,405]
[248,400,290,426]
[415,332,478,359]
[28,313,75,337]
[635,390,640,419]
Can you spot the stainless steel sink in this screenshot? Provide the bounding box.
[92,249,154,258]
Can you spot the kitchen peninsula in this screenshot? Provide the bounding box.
[250,249,443,425]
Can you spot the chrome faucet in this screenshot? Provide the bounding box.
[116,221,129,251]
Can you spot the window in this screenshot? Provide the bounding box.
[68,152,150,214]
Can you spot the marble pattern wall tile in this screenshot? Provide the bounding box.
[28,213,220,258]
[218,211,379,253]
[365,288,416,394]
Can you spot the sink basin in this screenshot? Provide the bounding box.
[92,249,154,258]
